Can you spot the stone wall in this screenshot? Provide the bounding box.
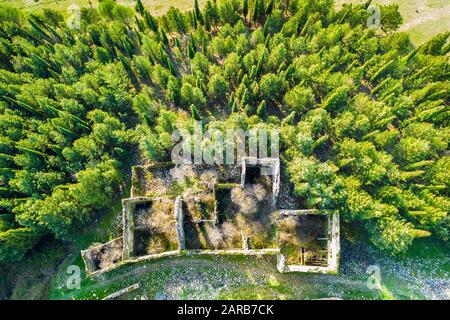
[122,197,136,260]
[83,159,340,277]
[102,283,140,300]
[275,210,340,274]
[81,237,124,274]
[240,157,280,206]
[174,196,185,250]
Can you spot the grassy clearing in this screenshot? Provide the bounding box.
[2,1,448,43]
[50,254,380,300]
[0,0,206,17]
[336,0,450,44]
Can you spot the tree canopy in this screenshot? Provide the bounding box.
[0,0,448,260]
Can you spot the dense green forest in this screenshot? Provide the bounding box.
[0,0,448,265]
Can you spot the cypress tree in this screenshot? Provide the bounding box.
[263,17,270,36]
[192,11,198,29]
[188,42,195,59]
[143,113,153,127]
[144,11,158,32]
[253,0,259,24]
[117,49,140,90]
[282,111,296,125]
[28,17,52,44]
[194,0,204,25]
[249,65,257,79]
[56,126,76,138]
[257,100,267,118]
[259,0,266,22]
[191,35,197,51]
[370,58,396,83]
[371,77,392,95]
[160,29,169,45]
[241,88,249,106]
[123,36,135,57]
[255,49,265,77]
[3,97,41,116]
[135,0,145,15]
[205,11,211,32]
[232,99,239,113]
[191,104,202,120]
[135,17,145,32]
[243,0,248,20]
[404,46,421,63]
[266,0,274,15]
[300,16,312,37]
[168,60,177,78]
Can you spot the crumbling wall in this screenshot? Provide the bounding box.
[122,196,154,259]
[131,166,143,197]
[102,283,140,300]
[241,231,249,252]
[241,157,280,206]
[174,196,185,250]
[275,209,339,274]
[81,237,124,275]
[327,212,340,273]
[271,158,280,206]
[81,249,97,274]
[122,198,135,260]
[132,250,180,262]
[185,248,280,256]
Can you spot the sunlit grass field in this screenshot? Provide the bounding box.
[0,0,206,17]
[1,0,448,44]
[336,0,450,44]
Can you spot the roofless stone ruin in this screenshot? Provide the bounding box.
[81,157,340,276]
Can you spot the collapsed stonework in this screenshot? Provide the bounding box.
[81,158,340,277]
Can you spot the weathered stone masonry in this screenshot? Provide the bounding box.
[81,158,340,277]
